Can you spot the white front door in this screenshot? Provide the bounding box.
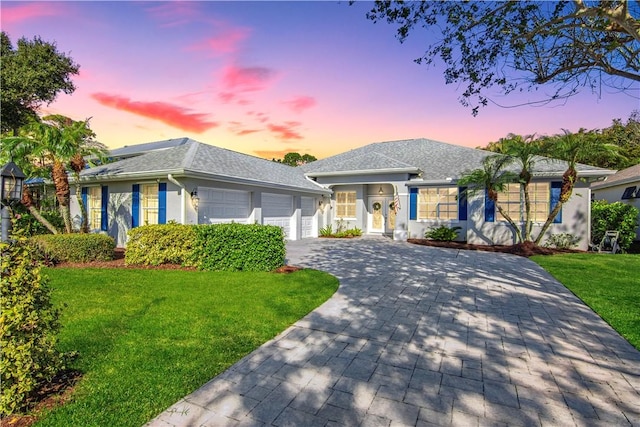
[368,198,385,233]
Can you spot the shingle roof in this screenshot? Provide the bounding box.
[108,137,190,159]
[302,138,613,180]
[81,138,329,193]
[592,164,640,189]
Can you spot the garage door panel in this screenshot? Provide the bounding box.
[263,193,292,217]
[199,188,250,223]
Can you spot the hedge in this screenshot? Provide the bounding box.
[30,234,115,263]
[591,200,639,251]
[125,223,196,266]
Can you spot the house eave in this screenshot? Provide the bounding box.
[305,167,420,178]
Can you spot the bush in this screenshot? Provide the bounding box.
[30,233,115,263]
[125,223,196,266]
[591,200,639,251]
[12,205,63,236]
[544,233,580,249]
[191,223,285,271]
[1,228,64,415]
[319,225,333,237]
[424,225,462,241]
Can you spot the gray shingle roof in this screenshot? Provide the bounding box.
[81,139,329,193]
[592,164,640,189]
[302,138,613,180]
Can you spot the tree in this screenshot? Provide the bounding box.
[364,1,640,115]
[1,115,107,233]
[273,152,317,166]
[1,32,79,134]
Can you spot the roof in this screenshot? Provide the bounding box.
[81,138,329,194]
[108,137,190,159]
[592,164,640,189]
[302,138,614,181]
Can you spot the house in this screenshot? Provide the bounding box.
[592,164,640,240]
[71,137,614,249]
[72,138,330,247]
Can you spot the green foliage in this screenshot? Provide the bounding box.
[273,152,317,166]
[31,233,115,263]
[319,224,333,237]
[591,200,639,251]
[334,227,362,238]
[13,205,63,236]
[191,223,285,271]
[1,229,64,415]
[1,32,79,134]
[543,233,580,249]
[125,223,196,266]
[424,225,462,241]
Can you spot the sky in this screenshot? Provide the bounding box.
[2,1,639,160]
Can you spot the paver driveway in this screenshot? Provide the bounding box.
[148,237,640,426]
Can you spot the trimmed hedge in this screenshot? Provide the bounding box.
[192,223,285,271]
[30,234,115,263]
[125,223,196,266]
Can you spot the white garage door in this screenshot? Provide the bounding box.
[301,196,315,238]
[263,193,293,238]
[198,188,250,224]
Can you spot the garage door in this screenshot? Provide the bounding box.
[263,193,293,238]
[301,196,315,238]
[198,188,250,224]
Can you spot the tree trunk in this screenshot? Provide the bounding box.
[496,204,523,243]
[534,202,563,245]
[75,180,89,233]
[522,181,533,241]
[21,188,59,234]
[534,168,576,245]
[52,160,72,233]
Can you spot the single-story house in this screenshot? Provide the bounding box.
[591,164,640,240]
[71,137,614,249]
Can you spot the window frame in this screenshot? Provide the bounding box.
[417,187,458,221]
[87,186,102,231]
[140,183,159,225]
[335,191,357,219]
[497,182,550,223]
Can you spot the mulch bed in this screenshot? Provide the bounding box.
[407,239,583,257]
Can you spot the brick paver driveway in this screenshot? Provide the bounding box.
[148,238,640,426]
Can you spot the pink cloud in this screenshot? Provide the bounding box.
[228,121,260,136]
[268,121,303,140]
[145,2,200,27]
[190,27,251,54]
[91,93,218,133]
[282,96,316,113]
[221,65,275,92]
[1,3,61,24]
[247,111,269,123]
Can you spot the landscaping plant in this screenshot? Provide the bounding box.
[591,200,639,251]
[424,225,462,241]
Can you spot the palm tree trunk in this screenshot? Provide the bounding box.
[21,188,58,234]
[52,160,72,233]
[534,202,563,245]
[496,204,524,243]
[522,182,533,241]
[75,180,89,233]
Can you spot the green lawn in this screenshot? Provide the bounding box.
[531,254,640,351]
[36,268,338,427]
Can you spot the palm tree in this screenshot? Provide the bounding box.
[1,115,107,233]
[458,154,523,242]
[534,129,621,244]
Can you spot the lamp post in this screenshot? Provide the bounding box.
[1,161,26,243]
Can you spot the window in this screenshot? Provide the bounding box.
[141,183,159,225]
[498,183,550,222]
[622,186,637,200]
[87,187,102,230]
[335,191,356,218]
[417,187,458,220]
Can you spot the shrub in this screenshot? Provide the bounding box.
[544,233,580,249]
[125,223,196,266]
[12,205,63,236]
[591,200,639,251]
[30,233,115,263]
[424,225,462,241]
[1,228,64,415]
[319,225,333,237]
[191,223,285,271]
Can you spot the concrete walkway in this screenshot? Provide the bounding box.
[148,237,640,426]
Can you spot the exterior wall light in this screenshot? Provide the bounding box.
[1,161,26,243]
[190,189,199,210]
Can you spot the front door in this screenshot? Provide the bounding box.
[369,198,385,233]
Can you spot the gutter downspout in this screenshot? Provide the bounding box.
[167,174,186,224]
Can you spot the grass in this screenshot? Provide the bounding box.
[35,268,338,427]
[531,253,640,351]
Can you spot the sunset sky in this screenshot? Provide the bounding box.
[2,1,638,160]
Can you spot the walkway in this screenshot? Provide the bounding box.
[148,237,640,426]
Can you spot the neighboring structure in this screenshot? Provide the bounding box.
[71,137,614,249]
[592,164,640,240]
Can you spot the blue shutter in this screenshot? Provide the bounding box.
[81,187,88,225]
[409,188,418,220]
[484,188,495,222]
[550,181,562,223]
[132,184,140,228]
[458,187,468,221]
[101,186,109,231]
[158,182,167,224]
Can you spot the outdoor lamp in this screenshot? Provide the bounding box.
[1,161,26,243]
[190,189,199,210]
[378,186,384,195]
